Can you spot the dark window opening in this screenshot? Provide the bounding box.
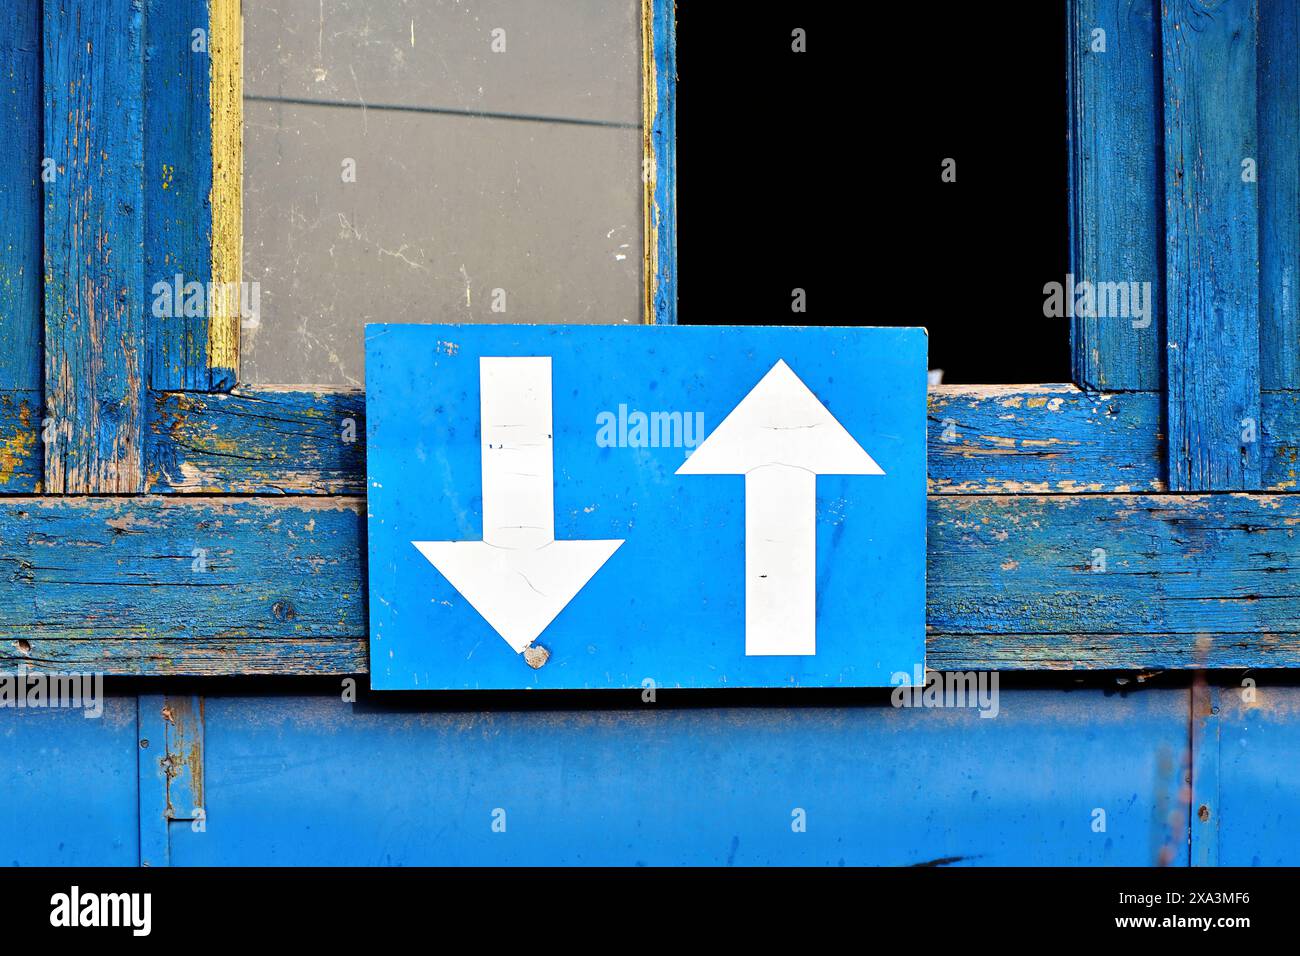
[676,4,1071,385]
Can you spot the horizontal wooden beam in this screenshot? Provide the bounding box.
[0,496,365,675]
[0,384,1284,497]
[135,384,1300,496]
[146,387,363,493]
[2,493,1298,675]
[928,493,1300,670]
[928,385,1163,493]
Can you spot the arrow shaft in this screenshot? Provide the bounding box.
[744,464,817,655]
[479,356,554,548]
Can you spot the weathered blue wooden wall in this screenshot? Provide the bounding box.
[4,0,1300,869]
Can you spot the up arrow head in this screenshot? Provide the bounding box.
[677,360,884,476]
[676,360,884,657]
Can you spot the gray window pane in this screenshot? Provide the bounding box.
[242,0,644,386]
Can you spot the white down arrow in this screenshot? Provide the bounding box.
[413,356,623,654]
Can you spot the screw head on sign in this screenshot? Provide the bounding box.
[523,643,550,669]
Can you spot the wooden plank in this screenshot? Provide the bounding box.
[941,389,1300,494]
[928,385,1163,493]
[1262,390,1300,488]
[146,387,365,493]
[144,0,214,390]
[43,0,147,493]
[138,384,1300,495]
[0,0,43,391]
[928,493,1300,670]
[208,0,241,386]
[15,637,365,676]
[1259,0,1300,390]
[642,0,676,325]
[0,390,41,491]
[0,496,365,675]
[1067,0,1163,390]
[4,493,1300,675]
[152,384,1153,497]
[1162,0,1261,490]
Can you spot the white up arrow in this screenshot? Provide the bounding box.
[413,356,623,655]
[676,360,883,656]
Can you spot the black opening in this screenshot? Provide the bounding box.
[676,3,1071,384]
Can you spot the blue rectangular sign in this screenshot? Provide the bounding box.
[365,325,926,689]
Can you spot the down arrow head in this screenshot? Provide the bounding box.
[413,539,623,654]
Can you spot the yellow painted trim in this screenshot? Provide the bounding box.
[640,0,657,326]
[209,0,242,377]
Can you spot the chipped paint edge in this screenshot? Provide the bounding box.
[642,0,676,325]
[208,0,242,386]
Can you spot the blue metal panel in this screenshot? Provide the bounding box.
[365,324,927,689]
[166,688,1188,866]
[0,695,139,866]
[1215,683,1300,866]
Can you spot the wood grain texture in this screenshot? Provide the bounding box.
[4,493,1300,675]
[0,389,41,491]
[145,0,214,390]
[0,496,365,676]
[136,384,1300,495]
[1067,0,1163,390]
[0,0,43,391]
[1262,390,1300,489]
[11,637,365,676]
[928,493,1300,670]
[208,0,241,387]
[1259,0,1299,390]
[928,385,1163,493]
[146,387,364,493]
[42,0,147,493]
[1162,0,1261,490]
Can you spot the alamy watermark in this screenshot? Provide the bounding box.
[596,405,705,450]
[890,665,1000,718]
[151,273,261,328]
[50,886,150,936]
[1042,274,1152,329]
[0,666,104,718]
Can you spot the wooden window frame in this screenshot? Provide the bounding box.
[2,0,1297,676]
